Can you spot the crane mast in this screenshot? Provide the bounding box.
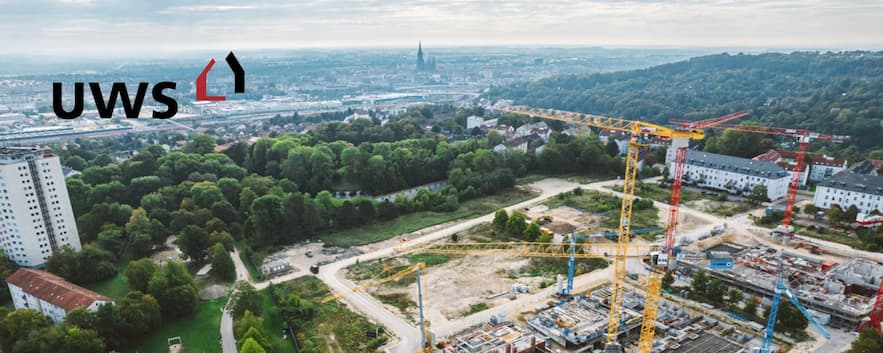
[499,105,745,352]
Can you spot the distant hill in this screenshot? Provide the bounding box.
[487,52,883,150]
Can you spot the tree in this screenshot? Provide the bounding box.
[604,140,620,156]
[826,204,846,226]
[239,327,272,352]
[747,185,768,206]
[239,337,268,353]
[229,282,262,318]
[335,200,358,228]
[178,225,210,263]
[62,326,106,353]
[725,287,743,309]
[93,303,125,349]
[706,278,728,306]
[148,261,198,318]
[210,243,236,282]
[848,328,883,353]
[662,271,675,290]
[763,301,808,336]
[249,194,286,245]
[505,211,527,236]
[125,258,158,292]
[492,209,509,230]
[4,309,50,338]
[690,270,709,300]
[118,291,162,336]
[183,134,216,154]
[357,200,376,224]
[803,204,818,215]
[46,245,116,284]
[279,293,315,331]
[96,225,125,253]
[234,310,264,339]
[743,298,759,319]
[523,222,541,241]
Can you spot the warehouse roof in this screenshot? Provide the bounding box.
[5,269,110,311]
[684,150,789,179]
[818,171,883,196]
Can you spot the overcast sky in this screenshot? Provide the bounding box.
[2,0,882,57]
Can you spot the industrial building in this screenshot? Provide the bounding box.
[677,244,881,328]
[444,322,552,353]
[0,147,81,267]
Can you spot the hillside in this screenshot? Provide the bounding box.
[487,52,883,151]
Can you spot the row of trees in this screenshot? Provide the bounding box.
[492,209,546,242]
[489,51,883,154]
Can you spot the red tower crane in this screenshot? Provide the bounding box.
[657,111,749,267]
[692,123,850,236]
[858,279,883,333]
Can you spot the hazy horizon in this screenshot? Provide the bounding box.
[1,0,882,58]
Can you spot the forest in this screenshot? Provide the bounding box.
[487,51,883,157]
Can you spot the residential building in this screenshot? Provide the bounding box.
[674,150,791,200]
[6,268,112,323]
[344,109,371,123]
[466,115,498,130]
[599,130,630,155]
[848,160,880,176]
[493,137,529,154]
[515,122,551,141]
[753,149,847,183]
[0,147,81,268]
[813,171,883,215]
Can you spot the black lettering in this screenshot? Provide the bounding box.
[151,82,178,119]
[225,52,245,93]
[52,82,84,119]
[89,82,148,118]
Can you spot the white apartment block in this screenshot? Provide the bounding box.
[0,147,81,268]
[6,269,111,323]
[674,150,792,200]
[813,171,883,215]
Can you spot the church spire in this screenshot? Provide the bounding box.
[416,42,425,71]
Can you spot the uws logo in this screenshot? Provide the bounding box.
[52,52,245,119]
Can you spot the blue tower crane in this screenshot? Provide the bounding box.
[559,227,662,297]
[761,253,830,353]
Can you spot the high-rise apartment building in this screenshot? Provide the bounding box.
[0,147,81,268]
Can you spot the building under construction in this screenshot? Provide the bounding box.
[444,322,553,353]
[677,244,882,328]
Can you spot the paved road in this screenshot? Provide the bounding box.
[220,308,237,353]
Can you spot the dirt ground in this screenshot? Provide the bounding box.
[372,253,545,329]
[525,205,607,234]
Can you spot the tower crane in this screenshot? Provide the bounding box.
[675,123,850,238]
[497,105,746,352]
[857,278,883,333]
[562,227,662,297]
[760,252,830,353]
[321,262,433,353]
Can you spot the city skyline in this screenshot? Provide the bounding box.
[1,0,883,57]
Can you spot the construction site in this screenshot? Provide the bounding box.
[677,243,883,328]
[323,105,883,353]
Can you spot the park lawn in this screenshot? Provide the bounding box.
[320,188,538,247]
[84,263,129,300]
[121,297,226,353]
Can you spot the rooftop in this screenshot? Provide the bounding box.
[684,150,789,179]
[5,269,110,311]
[753,149,847,168]
[818,171,883,196]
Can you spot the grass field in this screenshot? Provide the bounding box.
[546,189,660,229]
[321,188,538,247]
[121,297,226,353]
[793,224,865,248]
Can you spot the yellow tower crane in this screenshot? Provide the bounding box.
[321,262,432,353]
[498,105,709,353]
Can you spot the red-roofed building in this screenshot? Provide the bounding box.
[6,269,112,323]
[753,149,847,183]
